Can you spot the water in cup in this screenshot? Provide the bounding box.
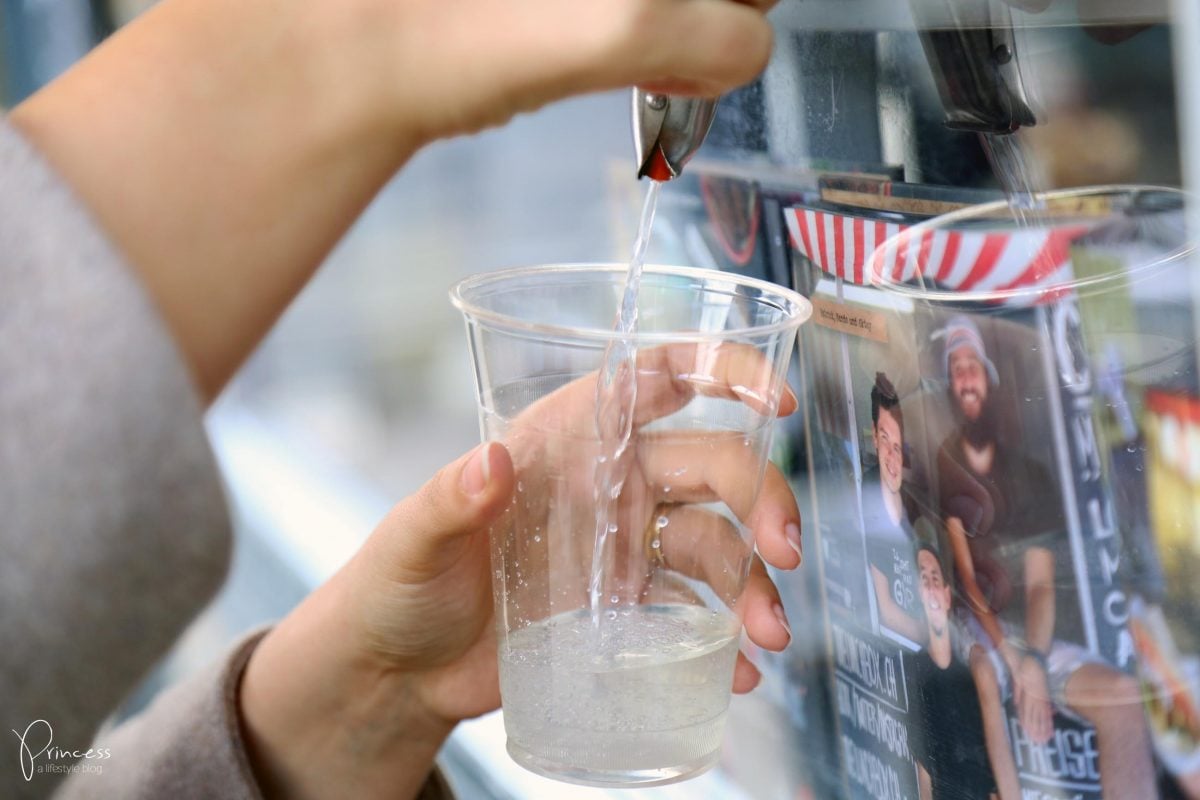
[499,603,740,781]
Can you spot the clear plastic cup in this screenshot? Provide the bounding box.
[450,264,811,787]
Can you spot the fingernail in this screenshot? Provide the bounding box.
[773,603,792,642]
[785,522,803,564]
[461,442,493,496]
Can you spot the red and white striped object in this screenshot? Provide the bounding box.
[784,206,1091,305]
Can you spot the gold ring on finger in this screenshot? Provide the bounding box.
[644,502,678,565]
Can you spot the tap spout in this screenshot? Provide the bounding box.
[632,89,720,180]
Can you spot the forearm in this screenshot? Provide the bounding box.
[1024,548,1056,654]
[948,518,1007,648]
[918,764,933,800]
[892,606,925,644]
[1024,584,1055,654]
[10,0,413,401]
[872,568,923,643]
[965,581,1008,649]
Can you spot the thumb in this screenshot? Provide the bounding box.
[379,441,515,579]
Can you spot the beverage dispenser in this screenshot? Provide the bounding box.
[644,2,1200,798]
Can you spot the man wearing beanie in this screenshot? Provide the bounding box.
[934,315,1153,800]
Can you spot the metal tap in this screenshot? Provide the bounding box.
[912,0,1038,133]
[632,89,720,181]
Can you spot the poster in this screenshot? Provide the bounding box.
[785,204,1166,800]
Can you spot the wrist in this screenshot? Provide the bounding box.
[240,576,453,800]
[1021,647,1049,672]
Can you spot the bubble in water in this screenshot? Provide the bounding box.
[651,538,661,550]
[517,481,524,492]
[597,455,608,464]
[533,535,542,543]
[656,515,669,528]
[610,594,619,604]
[1127,444,1138,454]
[605,609,618,621]
[607,523,619,533]
[663,486,671,494]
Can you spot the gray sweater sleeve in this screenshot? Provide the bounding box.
[0,120,234,798]
[0,122,457,800]
[53,631,270,800]
[55,628,454,800]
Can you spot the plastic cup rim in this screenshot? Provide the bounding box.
[869,184,1195,304]
[449,263,813,344]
